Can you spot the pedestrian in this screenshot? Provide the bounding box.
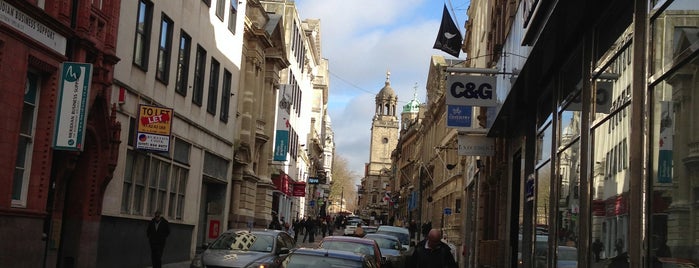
[146,211,170,268]
[614,238,624,256]
[421,221,432,238]
[321,218,328,237]
[409,220,417,242]
[284,223,294,238]
[292,219,300,242]
[299,218,306,236]
[327,218,335,236]
[353,223,365,237]
[592,238,604,262]
[408,228,457,268]
[268,213,282,230]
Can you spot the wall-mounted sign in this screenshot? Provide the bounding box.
[457,134,495,156]
[292,182,306,197]
[136,104,173,152]
[54,62,92,151]
[447,105,472,128]
[0,0,67,55]
[446,75,497,107]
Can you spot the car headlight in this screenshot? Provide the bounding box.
[245,260,276,268]
[190,255,203,268]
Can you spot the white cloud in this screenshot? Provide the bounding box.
[296,0,463,175]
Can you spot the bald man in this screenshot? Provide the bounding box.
[408,228,457,268]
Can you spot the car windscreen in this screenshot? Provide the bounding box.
[320,241,375,257]
[366,236,401,250]
[375,230,409,245]
[284,254,363,268]
[209,231,275,252]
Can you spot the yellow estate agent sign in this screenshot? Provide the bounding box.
[136,104,173,152]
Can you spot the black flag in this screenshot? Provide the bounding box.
[433,4,463,58]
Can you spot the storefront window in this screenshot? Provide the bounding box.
[557,141,580,259]
[536,122,553,164]
[649,1,699,265]
[535,162,551,232]
[591,102,630,263]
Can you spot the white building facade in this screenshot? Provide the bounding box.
[100,0,245,266]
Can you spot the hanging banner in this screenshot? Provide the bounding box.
[273,86,291,161]
[446,75,497,107]
[136,104,173,152]
[657,101,673,183]
[54,62,92,151]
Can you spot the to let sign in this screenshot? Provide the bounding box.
[138,105,173,135]
[136,104,173,152]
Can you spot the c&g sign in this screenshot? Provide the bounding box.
[446,75,497,107]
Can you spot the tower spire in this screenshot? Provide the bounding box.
[385,70,391,85]
[413,82,418,100]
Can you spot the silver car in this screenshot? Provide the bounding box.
[363,233,408,268]
[191,229,296,268]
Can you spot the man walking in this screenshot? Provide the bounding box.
[592,238,604,262]
[409,228,457,268]
[147,211,170,268]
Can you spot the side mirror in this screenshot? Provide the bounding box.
[278,247,290,254]
[202,243,210,249]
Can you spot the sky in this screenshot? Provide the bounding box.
[295,0,470,181]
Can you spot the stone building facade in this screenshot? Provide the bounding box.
[99,0,247,266]
[358,73,399,224]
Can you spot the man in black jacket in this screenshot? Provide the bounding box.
[409,228,457,268]
[147,211,170,268]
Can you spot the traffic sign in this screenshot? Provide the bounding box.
[444,208,452,215]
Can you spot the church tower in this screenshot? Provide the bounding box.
[360,71,399,223]
[369,71,399,170]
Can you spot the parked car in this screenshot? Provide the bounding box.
[190,229,296,268]
[281,248,378,268]
[364,233,408,268]
[375,226,411,250]
[344,222,359,236]
[318,235,385,268]
[364,226,378,234]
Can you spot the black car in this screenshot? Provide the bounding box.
[191,229,296,268]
